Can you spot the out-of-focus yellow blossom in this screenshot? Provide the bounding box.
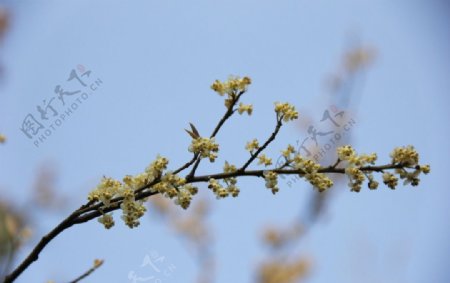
[237,103,253,115]
[188,137,219,162]
[274,102,299,122]
[245,138,259,153]
[0,134,6,143]
[258,258,310,283]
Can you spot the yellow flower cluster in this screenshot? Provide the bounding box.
[293,155,333,192]
[337,145,430,191]
[263,171,279,194]
[210,76,252,97]
[207,162,240,198]
[0,134,6,143]
[274,102,299,122]
[88,156,174,229]
[188,137,219,162]
[88,177,122,206]
[153,172,198,209]
[337,145,377,192]
[394,164,430,187]
[145,156,169,180]
[390,145,419,166]
[207,178,229,199]
[245,138,259,153]
[337,145,377,166]
[382,172,398,189]
[120,187,146,228]
[345,167,366,192]
[237,103,253,115]
[223,161,240,197]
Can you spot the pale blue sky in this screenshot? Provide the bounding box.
[0,1,449,283]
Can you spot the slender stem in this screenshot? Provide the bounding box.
[68,260,104,283]
[3,211,79,283]
[173,154,198,175]
[186,91,244,181]
[239,116,283,171]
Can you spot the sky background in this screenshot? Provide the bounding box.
[0,1,449,283]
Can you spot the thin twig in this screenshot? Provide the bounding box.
[186,90,244,181]
[239,115,283,171]
[67,259,104,283]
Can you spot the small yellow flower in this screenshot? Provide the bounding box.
[237,103,253,115]
[245,139,259,152]
[258,154,273,167]
[263,171,279,194]
[274,102,299,122]
[188,137,219,162]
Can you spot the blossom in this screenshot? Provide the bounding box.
[293,155,333,192]
[223,161,237,173]
[274,102,299,122]
[345,166,365,192]
[188,137,219,162]
[419,164,430,174]
[382,172,398,190]
[208,178,229,199]
[145,155,169,181]
[281,145,296,159]
[258,154,273,167]
[116,185,147,228]
[237,103,253,115]
[390,145,419,166]
[98,213,115,229]
[245,139,259,153]
[211,76,252,96]
[175,187,193,209]
[88,177,122,207]
[263,171,279,194]
[337,145,377,166]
